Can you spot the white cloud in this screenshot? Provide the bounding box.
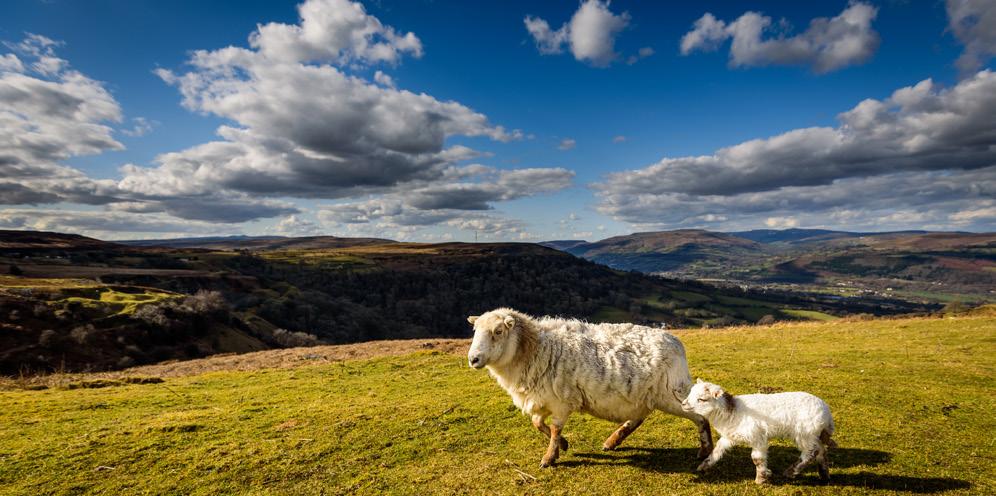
[681,2,880,73]
[121,117,156,137]
[612,135,626,143]
[373,69,395,88]
[594,71,996,232]
[525,0,637,67]
[250,0,422,66]
[0,34,125,206]
[558,138,576,150]
[947,0,996,76]
[764,216,799,229]
[118,0,529,223]
[273,214,321,236]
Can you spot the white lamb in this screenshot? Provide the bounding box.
[682,379,836,484]
[467,307,713,468]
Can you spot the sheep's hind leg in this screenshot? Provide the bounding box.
[817,449,830,482]
[540,416,568,468]
[532,415,568,451]
[602,418,644,451]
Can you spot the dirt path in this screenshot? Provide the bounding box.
[1,338,471,389]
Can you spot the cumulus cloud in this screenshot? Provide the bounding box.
[114,0,533,225]
[273,214,321,236]
[681,2,879,73]
[0,208,225,238]
[594,72,996,232]
[525,0,637,67]
[947,0,996,76]
[121,117,156,137]
[0,33,129,208]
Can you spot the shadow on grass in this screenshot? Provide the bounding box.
[562,446,970,493]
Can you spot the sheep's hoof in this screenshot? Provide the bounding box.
[601,443,615,451]
[818,467,830,482]
[754,476,770,485]
[695,462,711,473]
[539,460,553,469]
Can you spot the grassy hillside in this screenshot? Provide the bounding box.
[1,315,992,495]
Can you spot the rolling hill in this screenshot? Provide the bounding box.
[2,229,931,374]
[543,229,996,304]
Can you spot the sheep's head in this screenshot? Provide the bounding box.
[467,309,518,369]
[682,379,734,416]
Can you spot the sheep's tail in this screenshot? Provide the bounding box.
[820,429,837,449]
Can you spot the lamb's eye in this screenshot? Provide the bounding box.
[494,329,503,337]
[697,398,707,402]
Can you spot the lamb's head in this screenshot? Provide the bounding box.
[682,379,735,417]
[467,308,520,369]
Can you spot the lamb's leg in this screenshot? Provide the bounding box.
[602,418,644,451]
[532,414,568,451]
[696,436,733,472]
[751,444,772,485]
[540,416,568,468]
[784,440,820,479]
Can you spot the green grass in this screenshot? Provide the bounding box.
[62,287,180,316]
[1,316,993,495]
[782,309,840,321]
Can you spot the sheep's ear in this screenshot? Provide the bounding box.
[503,315,515,329]
[695,378,703,384]
[467,316,479,325]
[712,387,725,399]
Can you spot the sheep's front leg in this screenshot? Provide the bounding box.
[532,415,568,451]
[697,436,733,472]
[602,418,644,451]
[751,445,772,485]
[539,417,568,468]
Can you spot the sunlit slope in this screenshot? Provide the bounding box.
[0,315,993,495]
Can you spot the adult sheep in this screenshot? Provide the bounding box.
[467,307,713,468]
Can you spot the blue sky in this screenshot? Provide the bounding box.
[1,0,993,240]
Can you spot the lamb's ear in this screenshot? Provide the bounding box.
[503,315,515,329]
[695,378,703,384]
[712,387,725,399]
[467,316,479,325]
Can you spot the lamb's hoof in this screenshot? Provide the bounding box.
[754,476,770,485]
[601,443,615,451]
[539,458,555,469]
[696,462,711,473]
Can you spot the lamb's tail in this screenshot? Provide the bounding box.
[820,429,838,449]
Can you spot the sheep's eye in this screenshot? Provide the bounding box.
[697,398,707,402]
[494,329,503,337]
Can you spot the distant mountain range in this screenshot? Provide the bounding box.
[542,229,996,303]
[119,235,395,251]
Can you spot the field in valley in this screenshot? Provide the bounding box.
[0,314,993,495]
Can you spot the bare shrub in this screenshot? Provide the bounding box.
[272,328,321,348]
[133,304,170,327]
[182,290,227,314]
